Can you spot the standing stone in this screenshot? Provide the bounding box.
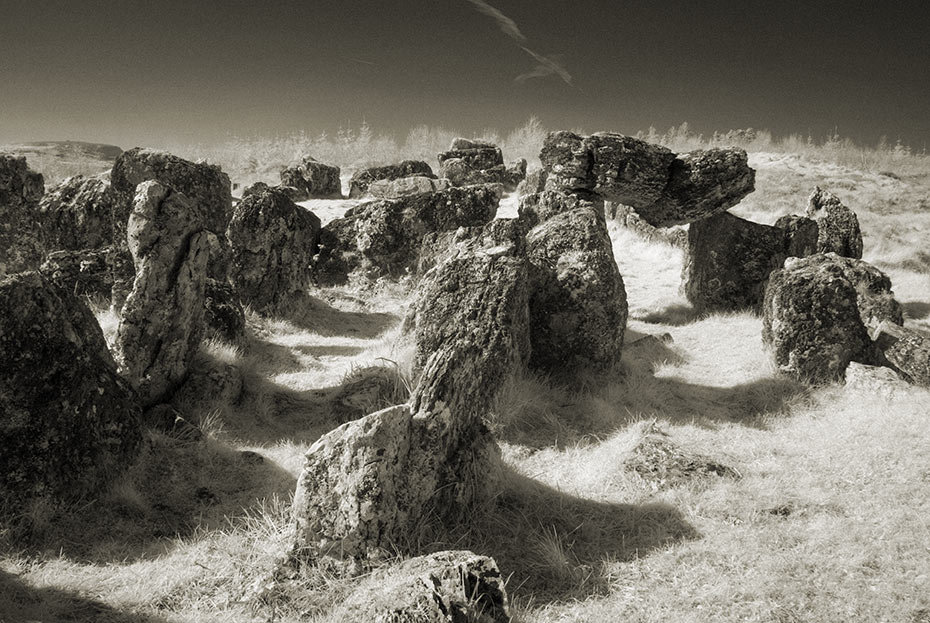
[805,186,863,258]
[871,321,930,387]
[762,253,903,383]
[39,174,115,251]
[109,148,232,306]
[774,214,820,258]
[0,154,44,275]
[115,181,209,408]
[279,156,342,199]
[539,132,755,227]
[227,183,321,312]
[682,211,818,313]
[348,160,435,198]
[522,190,627,377]
[1,272,142,505]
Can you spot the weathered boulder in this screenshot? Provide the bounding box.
[348,160,435,198]
[203,278,246,344]
[774,214,820,258]
[291,248,525,569]
[523,191,627,376]
[504,158,528,191]
[517,168,547,196]
[311,184,501,285]
[845,361,910,396]
[871,321,930,387]
[109,148,232,305]
[367,175,450,199]
[438,139,515,189]
[279,156,341,199]
[539,131,755,227]
[682,211,818,313]
[0,154,44,275]
[115,181,209,408]
[762,253,903,382]
[38,174,115,251]
[519,187,605,223]
[805,187,863,258]
[439,138,504,170]
[227,183,321,313]
[417,217,531,275]
[331,550,510,623]
[0,272,141,505]
[39,248,115,300]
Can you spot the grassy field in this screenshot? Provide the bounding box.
[2,126,929,622]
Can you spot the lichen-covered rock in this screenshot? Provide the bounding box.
[523,191,627,376]
[517,168,547,196]
[416,217,531,275]
[39,174,115,251]
[115,181,209,407]
[0,271,142,505]
[805,187,863,258]
[504,158,528,191]
[203,278,246,344]
[519,188,605,224]
[774,214,820,258]
[311,184,500,284]
[0,154,44,275]
[109,147,233,305]
[539,131,755,227]
[871,321,930,387]
[331,550,510,623]
[227,183,321,312]
[279,156,341,199]
[438,138,512,188]
[845,361,910,396]
[439,139,504,170]
[762,253,903,383]
[367,175,450,199]
[348,160,435,198]
[39,248,115,300]
[682,211,818,313]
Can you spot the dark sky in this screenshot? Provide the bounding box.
[2,0,929,149]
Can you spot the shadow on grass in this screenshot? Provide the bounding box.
[427,467,698,604]
[0,432,297,565]
[0,569,172,623]
[637,303,703,326]
[271,291,399,338]
[904,301,930,320]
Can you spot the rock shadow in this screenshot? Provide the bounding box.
[269,291,399,338]
[427,467,699,604]
[903,301,930,320]
[0,569,173,623]
[291,343,366,358]
[1,433,297,565]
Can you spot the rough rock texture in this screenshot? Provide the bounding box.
[845,361,910,396]
[348,160,435,198]
[504,158,528,191]
[0,272,142,505]
[523,191,627,376]
[609,202,688,248]
[774,214,820,258]
[311,184,500,285]
[115,181,209,407]
[291,248,525,570]
[439,139,504,170]
[871,322,930,387]
[762,253,903,382]
[367,175,450,199]
[279,156,341,199]
[39,248,115,300]
[227,183,321,313]
[38,174,115,251]
[417,217,531,275]
[682,211,819,313]
[438,138,513,188]
[539,131,755,227]
[331,550,510,623]
[109,148,232,305]
[805,187,863,258]
[0,154,45,275]
[203,278,246,344]
[517,168,547,197]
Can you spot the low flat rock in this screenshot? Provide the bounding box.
[871,321,930,387]
[348,160,435,198]
[279,156,341,199]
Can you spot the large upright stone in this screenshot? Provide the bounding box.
[683,211,819,313]
[279,156,341,200]
[311,184,500,285]
[115,181,209,407]
[109,148,232,305]
[805,186,863,258]
[348,160,435,198]
[762,253,903,383]
[539,132,755,227]
[0,154,44,275]
[291,248,526,570]
[522,190,627,377]
[0,272,141,505]
[39,174,115,251]
[227,183,321,312]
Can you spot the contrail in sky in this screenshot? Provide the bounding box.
[464,0,573,87]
